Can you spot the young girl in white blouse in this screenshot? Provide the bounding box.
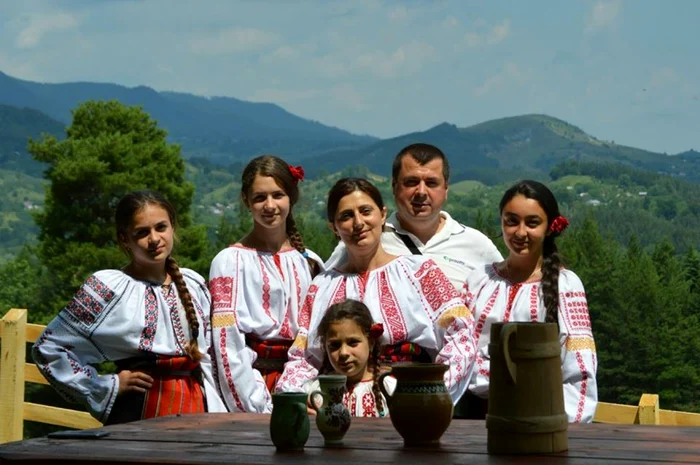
[307,299,394,417]
[209,155,323,413]
[462,180,598,423]
[32,190,226,424]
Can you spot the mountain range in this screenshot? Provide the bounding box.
[1,70,698,185]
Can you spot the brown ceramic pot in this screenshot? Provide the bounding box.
[378,362,453,446]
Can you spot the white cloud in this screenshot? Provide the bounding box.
[648,67,678,89]
[356,41,436,79]
[260,45,300,64]
[463,19,511,49]
[16,13,79,49]
[442,16,459,29]
[473,62,530,97]
[330,83,369,112]
[189,28,278,55]
[388,6,409,23]
[585,0,622,32]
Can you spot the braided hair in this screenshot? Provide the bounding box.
[241,155,320,277]
[115,190,201,362]
[317,299,384,415]
[499,180,564,326]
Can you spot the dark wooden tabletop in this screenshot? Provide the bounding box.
[0,413,698,464]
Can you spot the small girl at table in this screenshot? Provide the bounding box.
[308,299,395,418]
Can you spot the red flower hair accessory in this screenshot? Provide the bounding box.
[369,322,384,339]
[549,215,569,234]
[288,165,305,183]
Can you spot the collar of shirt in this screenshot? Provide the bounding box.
[384,211,464,247]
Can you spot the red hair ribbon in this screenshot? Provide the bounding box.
[369,322,384,339]
[288,165,305,183]
[549,215,569,234]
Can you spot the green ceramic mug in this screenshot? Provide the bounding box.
[269,392,310,451]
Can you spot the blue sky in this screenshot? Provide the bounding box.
[1,0,698,154]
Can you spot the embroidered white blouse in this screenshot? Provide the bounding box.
[463,264,598,423]
[32,269,226,423]
[276,255,477,403]
[208,245,323,413]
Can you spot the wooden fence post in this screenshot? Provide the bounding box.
[638,393,660,425]
[0,309,28,443]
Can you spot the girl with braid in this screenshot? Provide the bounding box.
[33,190,226,425]
[461,180,598,423]
[308,299,393,417]
[209,155,323,413]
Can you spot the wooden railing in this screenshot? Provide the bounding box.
[0,308,102,444]
[2,308,700,444]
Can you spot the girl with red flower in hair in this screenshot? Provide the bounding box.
[306,299,393,417]
[460,180,597,423]
[209,155,323,413]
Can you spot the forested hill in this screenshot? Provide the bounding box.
[0,71,376,163]
[302,115,700,185]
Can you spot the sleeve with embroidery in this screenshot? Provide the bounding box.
[275,284,322,393]
[31,275,119,423]
[558,271,598,423]
[209,252,272,413]
[416,260,478,404]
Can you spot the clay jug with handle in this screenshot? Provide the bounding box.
[309,374,352,445]
[378,362,453,446]
[486,322,568,454]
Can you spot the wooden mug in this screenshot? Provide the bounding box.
[486,322,568,454]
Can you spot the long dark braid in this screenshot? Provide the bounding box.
[286,212,321,277]
[499,180,566,328]
[166,257,202,362]
[541,237,562,326]
[369,337,384,415]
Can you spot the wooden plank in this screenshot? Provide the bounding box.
[593,401,639,424]
[0,309,28,444]
[26,323,46,344]
[638,393,660,425]
[24,403,102,430]
[24,364,50,386]
[659,409,700,426]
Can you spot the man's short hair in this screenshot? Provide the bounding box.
[391,143,450,186]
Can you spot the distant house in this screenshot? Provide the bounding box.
[585,199,601,207]
[638,192,648,197]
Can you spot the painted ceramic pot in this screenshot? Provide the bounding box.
[378,362,453,446]
[269,392,310,451]
[310,374,352,444]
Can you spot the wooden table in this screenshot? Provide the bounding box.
[0,413,698,464]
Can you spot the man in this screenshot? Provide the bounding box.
[325,143,502,292]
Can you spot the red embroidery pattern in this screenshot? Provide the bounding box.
[574,351,588,423]
[561,290,593,337]
[474,287,499,342]
[193,299,208,337]
[330,278,347,305]
[278,313,293,339]
[85,276,115,302]
[164,287,187,354]
[260,257,274,322]
[416,260,459,313]
[139,288,159,352]
[529,285,539,321]
[503,283,522,322]
[209,277,234,310]
[218,328,245,411]
[65,287,103,325]
[298,284,318,329]
[361,392,377,417]
[293,265,302,317]
[378,271,407,344]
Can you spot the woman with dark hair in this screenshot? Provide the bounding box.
[209,155,323,413]
[276,178,477,410]
[33,190,225,424]
[462,180,597,422]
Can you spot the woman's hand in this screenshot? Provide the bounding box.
[117,370,154,396]
[307,393,318,416]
